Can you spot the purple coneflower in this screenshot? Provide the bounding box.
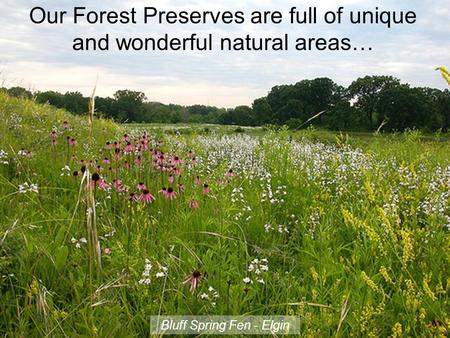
[63,121,70,129]
[188,199,199,209]
[103,157,111,165]
[113,179,127,193]
[135,156,142,166]
[97,178,110,191]
[50,130,58,145]
[91,173,109,190]
[165,187,177,200]
[172,156,183,166]
[114,150,121,161]
[142,141,149,151]
[157,154,165,165]
[137,182,146,191]
[182,270,203,292]
[124,142,134,154]
[173,168,181,176]
[91,172,100,183]
[129,192,138,202]
[139,189,155,204]
[203,183,210,195]
[225,169,236,177]
[168,174,174,184]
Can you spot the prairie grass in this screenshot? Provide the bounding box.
[0,91,449,337]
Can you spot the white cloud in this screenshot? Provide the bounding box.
[0,0,449,107]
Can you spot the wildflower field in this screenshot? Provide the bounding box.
[0,91,449,337]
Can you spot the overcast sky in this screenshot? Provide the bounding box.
[0,0,448,107]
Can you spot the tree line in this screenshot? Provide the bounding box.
[2,75,449,132]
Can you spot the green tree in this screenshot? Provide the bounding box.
[348,75,400,129]
[36,91,65,108]
[265,78,343,126]
[96,97,115,118]
[325,101,361,131]
[252,97,273,125]
[113,90,147,122]
[233,105,256,126]
[436,89,450,132]
[7,87,32,99]
[277,99,306,124]
[267,85,297,118]
[63,91,88,114]
[376,85,431,131]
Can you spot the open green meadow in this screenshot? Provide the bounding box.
[0,91,449,337]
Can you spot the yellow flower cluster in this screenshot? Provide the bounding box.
[379,266,394,285]
[377,207,398,241]
[422,273,437,301]
[361,271,382,293]
[404,279,421,311]
[399,229,414,267]
[357,303,385,337]
[342,209,384,253]
[391,322,403,338]
[310,266,319,284]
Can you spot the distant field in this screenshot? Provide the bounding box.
[125,122,450,156]
[125,122,264,134]
[126,122,450,138]
[1,92,449,337]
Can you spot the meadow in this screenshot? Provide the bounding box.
[0,91,449,337]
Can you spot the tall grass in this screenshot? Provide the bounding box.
[0,92,448,337]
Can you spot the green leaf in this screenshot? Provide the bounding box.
[54,226,66,246]
[54,246,69,270]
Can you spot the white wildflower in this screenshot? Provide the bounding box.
[71,236,87,249]
[243,277,253,284]
[278,224,289,234]
[0,150,9,164]
[60,165,71,176]
[18,182,39,194]
[264,223,274,232]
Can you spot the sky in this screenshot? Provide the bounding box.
[0,0,449,108]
